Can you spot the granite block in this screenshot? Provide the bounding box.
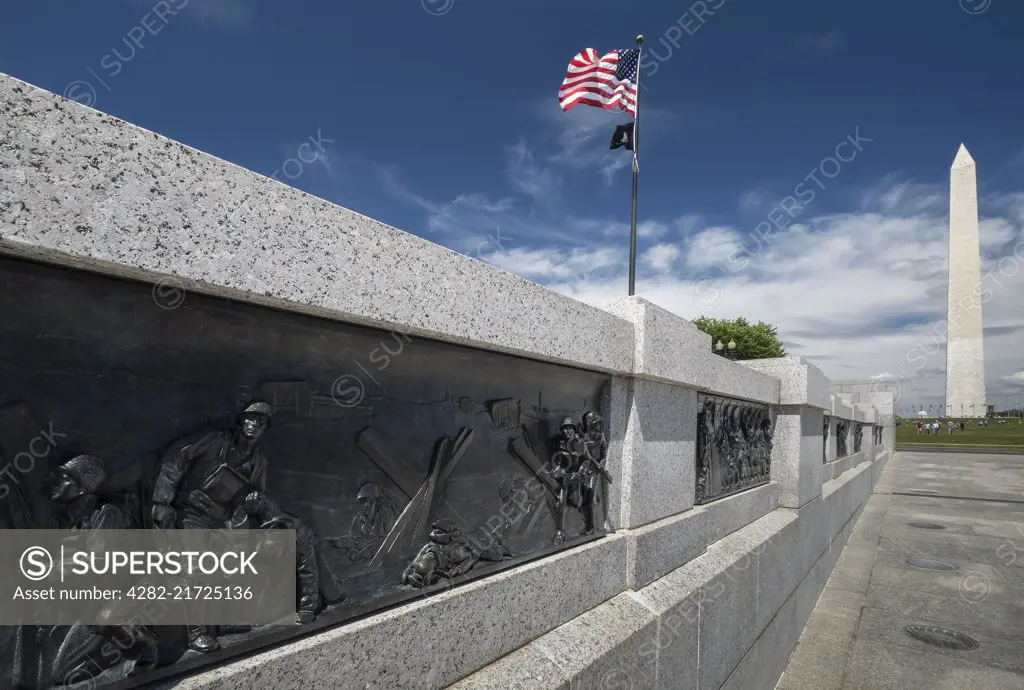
[825,416,838,463]
[854,462,873,507]
[625,507,709,589]
[824,473,853,540]
[831,396,854,419]
[631,566,702,690]
[0,74,635,374]
[602,297,780,404]
[617,378,696,529]
[697,540,761,689]
[756,510,802,634]
[723,588,799,690]
[536,593,659,690]
[794,554,824,633]
[605,377,631,532]
[161,534,627,690]
[601,296,709,371]
[771,406,824,509]
[855,404,877,423]
[804,361,833,409]
[832,381,897,413]
[634,518,775,690]
[820,529,842,580]
[835,457,849,481]
[448,646,570,690]
[702,482,779,543]
[841,452,856,474]
[702,354,781,405]
[797,496,829,578]
[741,356,831,409]
[872,394,895,416]
[824,453,853,482]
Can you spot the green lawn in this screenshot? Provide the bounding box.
[896,419,1024,448]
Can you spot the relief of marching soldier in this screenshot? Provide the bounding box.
[549,411,611,545]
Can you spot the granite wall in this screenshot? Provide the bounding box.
[0,73,895,690]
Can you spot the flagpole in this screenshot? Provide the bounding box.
[628,34,644,297]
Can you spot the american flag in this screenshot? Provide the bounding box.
[558,48,639,117]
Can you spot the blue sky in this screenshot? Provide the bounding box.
[2,0,1024,410]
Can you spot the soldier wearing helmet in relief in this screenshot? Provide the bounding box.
[550,417,584,546]
[50,454,139,530]
[44,455,156,684]
[150,400,273,653]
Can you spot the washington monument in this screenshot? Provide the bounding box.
[945,144,986,418]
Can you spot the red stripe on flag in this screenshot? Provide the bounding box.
[557,49,637,117]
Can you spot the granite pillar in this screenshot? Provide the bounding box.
[742,358,830,509]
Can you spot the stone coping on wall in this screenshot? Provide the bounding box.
[831,394,855,419]
[601,296,780,404]
[740,356,831,409]
[0,73,636,376]
[855,403,878,423]
[823,449,867,482]
[833,385,895,416]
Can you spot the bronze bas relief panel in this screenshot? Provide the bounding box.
[835,420,849,458]
[822,414,830,463]
[695,394,773,505]
[0,258,611,689]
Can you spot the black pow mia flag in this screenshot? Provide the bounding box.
[609,122,635,150]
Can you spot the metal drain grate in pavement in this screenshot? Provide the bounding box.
[906,558,957,571]
[907,522,946,530]
[904,625,979,651]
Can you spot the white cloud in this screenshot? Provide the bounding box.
[552,185,1024,410]
[374,105,1022,410]
[861,177,945,215]
[529,98,680,187]
[487,246,621,282]
[685,226,742,269]
[738,188,771,217]
[643,243,681,271]
[506,138,558,201]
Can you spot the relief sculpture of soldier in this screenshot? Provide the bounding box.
[237,490,345,624]
[757,415,773,480]
[697,400,716,500]
[43,455,158,687]
[51,454,141,531]
[578,411,611,533]
[149,400,273,653]
[550,417,583,546]
[401,519,511,589]
[726,407,744,487]
[326,483,397,563]
[550,412,611,546]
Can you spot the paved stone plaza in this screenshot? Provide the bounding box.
[778,450,1024,689]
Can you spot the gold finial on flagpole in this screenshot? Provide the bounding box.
[636,34,644,45]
